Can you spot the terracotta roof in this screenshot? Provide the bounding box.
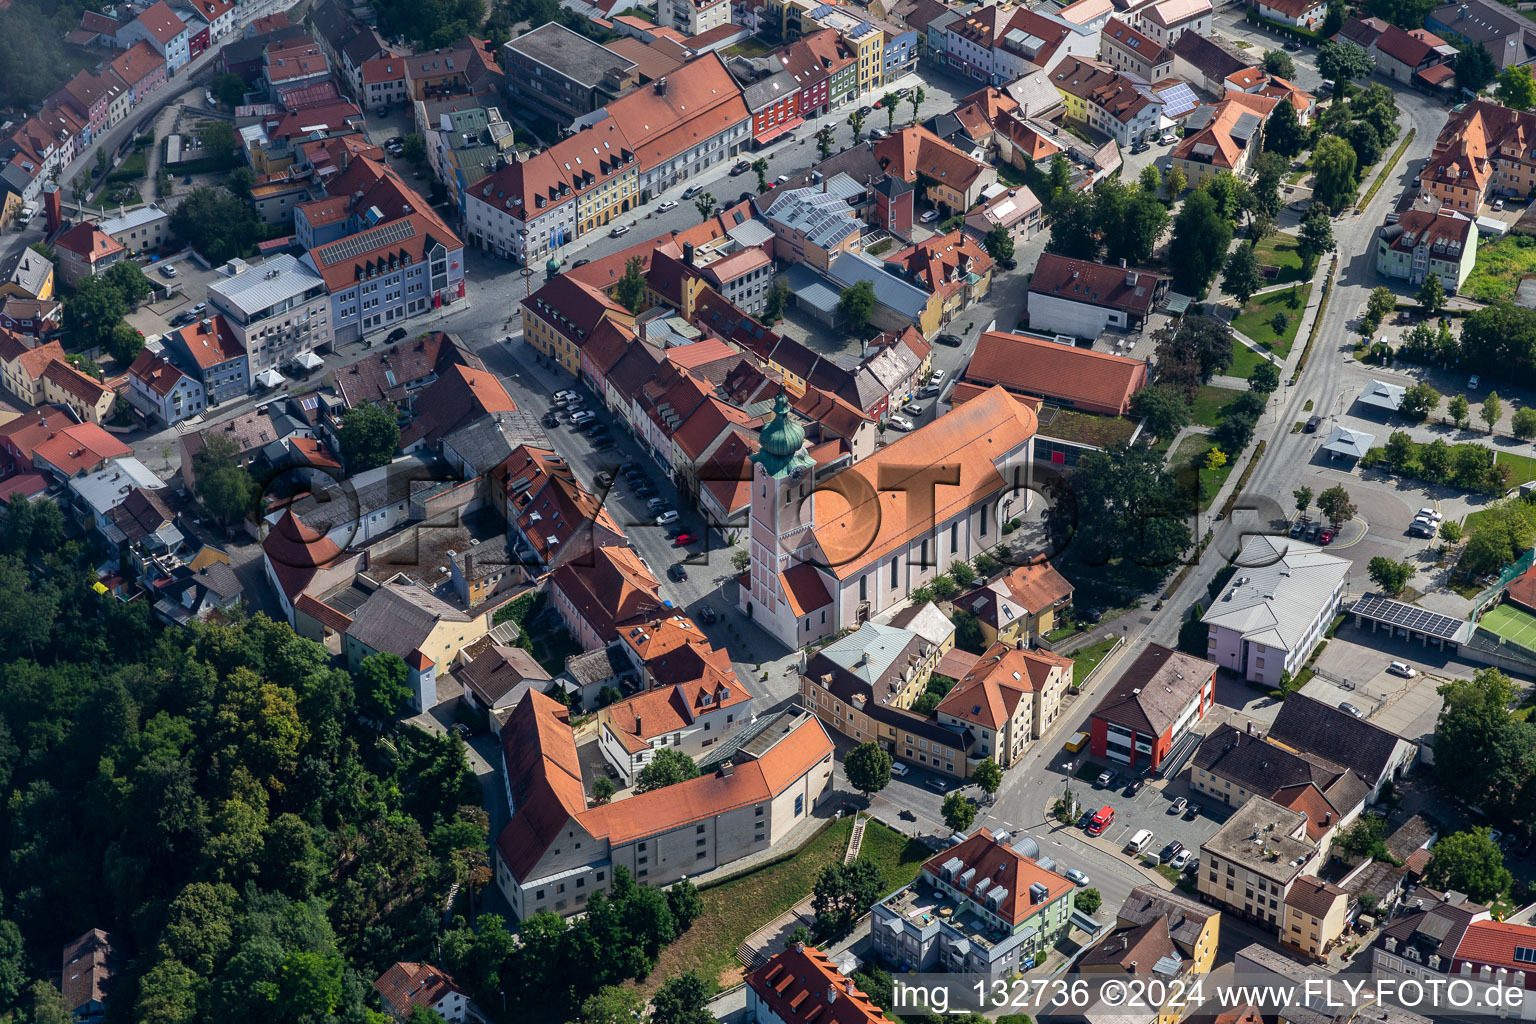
[780,562,833,617]
[289,435,341,469]
[397,363,516,449]
[1139,0,1210,28]
[373,962,465,1015]
[266,46,329,83]
[1079,917,1182,973]
[262,507,344,599]
[61,929,117,1012]
[966,328,1149,416]
[747,945,890,1024]
[1172,96,1260,170]
[600,676,752,752]
[1455,919,1536,969]
[811,387,1037,579]
[42,359,113,406]
[886,230,994,303]
[53,222,126,261]
[0,334,65,382]
[697,429,757,515]
[546,543,664,644]
[521,274,629,348]
[938,641,1071,729]
[19,416,129,476]
[1284,876,1348,918]
[166,316,243,369]
[1090,643,1215,738]
[1102,17,1170,65]
[1051,56,1155,125]
[672,393,760,462]
[924,828,1076,927]
[128,349,193,397]
[1273,782,1342,841]
[133,1,187,45]
[1375,23,1440,66]
[309,209,461,293]
[1380,208,1474,257]
[110,41,167,87]
[935,648,980,680]
[872,125,989,194]
[360,56,407,84]
[1260,0,1323,18]
[294,593,353,632]
[995,112,1062,164]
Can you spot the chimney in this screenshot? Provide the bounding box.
[635,714,642,734]
[655,76,668,94]
[43,184,61,235]
[1127,270,1139,287]
[463,552,474,579]
[717,761,734,777]
[828,986,839,1004]
[1118,257,1127,268]
[1246,720,1254,735]
[683,241,695,266]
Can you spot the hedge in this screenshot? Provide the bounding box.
[1244,10,1323,43]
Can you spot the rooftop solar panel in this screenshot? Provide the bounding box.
[1351,594,1464,641]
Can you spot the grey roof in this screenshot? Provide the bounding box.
[70,458,164,517]
[443,408,549,474]
[763,185,863,251]
[2,249,53,296]
[1429,0,1529,48]
[1357,379,1406,411]
[1201,534,1350,652]
[817,621,926,685]
[1089,643,1216,737]
[209,253,326,318]
[887,602,956,649]
[1193,722,1349,797]
[726,218,775,248]
[503,22,636,87]
[742,68,801,111]
[190,560,244,600]
[782,263,841,314]
[1115,885,1214,955]
[1200,796,1314,884]
[827,253,930,320]
[1230,111,1262,142]
[282,454,442,534]
[1321,425,1376,458]
[1377,896,1488,963]
[1171,29,1252,80]
[563,645,633,687]
[1267,692,1416,787]
[347,579,471,658]
[98,204,167,237]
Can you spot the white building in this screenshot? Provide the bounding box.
[1202,534,1349,689]
[206,254,333,387]
[70,458,165,536]
[596,677,753,782]
[1130,0,1212,47]
[657,0,731,35]
[127,349,205,424]
[117,1,192,74]
[98,204,170,254]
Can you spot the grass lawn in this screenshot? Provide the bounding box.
[1039,407,1139,447]
[1464,506,1500,536]
[1190,385,1244,427]
[1171,433,1237,510]
[854,819,930,891]
[1464,234,1536,303]
[724,37,776,57]
[1498,450,1536,487]
[1072,637,1119,685]
[1252,234,1306,285]
[1231,283,1313,357]
[1229,340,1272,380]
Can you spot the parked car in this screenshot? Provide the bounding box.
[595,471,614,488]
[1065,868,1089,886]
[1469,374,1481,389]
[919,209,940,223]
[452,723,471,739]
[554,389,579,404]
[570,258,591,269]
[868,127,888,139]
[657,200,678,212]
[858,105,873,116]
[609,224,630,237]
[647,498,669,512]
[698,606,717,624]
[1319,529,1334,544]
[1339,701,1364,718]
[1408,521,1436,538]
[386,327,408,343]
[1284,39,1302,50]
[667,562,687,580]
[730,160,751,176]
[1124,778,1144,797]
[890,761,909,777]
[682,184,705,200]
[540,412,559,429]
[1169,796,1188,814]
[887,415,915,431]
[1160,840,1184,862]
[656,510,680,526]
[570,411,596,426]
[918,383,941,398]
[1183,802,1200,820]
[1306,523,1323,542]
[1289,520,1307,538]
[1169,849,1192,870]
[902,401,924,416]
[1417,507,1443,522]
[673,532,696,546]
[1096,769,1116,788]
[936,333,963,347]
[1131,140,1149,154]
[1304,415,1322,433]
[159,264,178,278]
[931,370,945,383]
[1388,661,1418,678]
[1495,198,1506,211]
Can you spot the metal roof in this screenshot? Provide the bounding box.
[1321,425,1376,459]
[210,253,325,316]
[1357,379,1405,411]
[1202,534,1351,652]
[826,252,930,320]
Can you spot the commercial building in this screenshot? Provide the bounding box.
[1197,796,1317,930]
[1026,254,1168,339]
[502,23,642,125]
[1087,643,1216,773]
[1191,721,1372,830]
[420,102,516,218]
[1099,17,1173,80]
[1202,534,1350,689]
[206,254,332,387]
[870,829,1078,979]
[493,693,834,918]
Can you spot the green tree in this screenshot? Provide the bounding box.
[845,741,892,799]
[1337,813,1390,859]
[1076,888,1103,915]
[942,791,976,832]
[211,72,247,108]
[1341,119,1383,171]
[337,401,399,474]
[1401,381,1441,422]
[356,652,413,720]
[1513,406,1536,440]
[668,877,704,931]
[1250,151,1286,219]
[1203,171,1247,224]
[170,187,261,264]
[1367,556,1414,595]
[984,223,1015,265]
[1312,136,1359,213]
[694,191,717,223]
[1262,49,1296,78]
[1044,189,1099,261]
[401,132,427,164]
[763,277,790,322]
[227,166,257,200]
[1440,519,1464,546]
[0,918,23,1010]
[22,981,73,1024]
[812,860,887,938]
[194,433,256,525]
[649,973,714,1024]
[1223,240,1263,306]
[847,108,866,144]
[815,124,835,160]
[752,158,770,194]
[1045,154,1074,207]
[1139,163,1162,196]
[837,280,876,334]
[1483,390,1504,434]
[1042,443,1191,570]
[136,958,203,1024]
[592,777,615,803]
[907,86,925,124]
[1297,205,1335,275]
[615,256,647,313]
[1417,272,1446,315]
[972,758,1003,795]
[62,274,127,352]
[948,559,977,588]
[1317,39,1374,96]
[1131,385,1191,438]
[1165,165,1187,199]
[635,748,700,792]
[1322,0,1345,34]
[1384,430,1416,471]
[1113,189,1169,266]
[1169,190,1233,295]
[1455,42,1498,95]
[107,320,145,362]
[201,120,240,159]
[1364,286,1397,333]
[1498,64,1536,110]
[1425,829,1513,903]
[1449,394,1471,428]
[1316,484,1357,530]
[1249,360,1280,395]
[1294,486,1313,516]
[882,91,901,130]
[580,986,647,1024]
[104,259,154,306]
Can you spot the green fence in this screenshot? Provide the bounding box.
[1471,546,1536,623]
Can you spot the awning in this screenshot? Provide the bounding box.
[1071,910,1104,933]
[256,368,285,388]
[754,116,804,146]
[298,351,323,370]
[1163,291,1194,314]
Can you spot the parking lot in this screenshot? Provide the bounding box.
[126,253,218,342]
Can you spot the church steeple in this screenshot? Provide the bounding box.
[750,391,814,479]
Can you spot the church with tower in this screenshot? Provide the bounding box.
[740,386,1041,651]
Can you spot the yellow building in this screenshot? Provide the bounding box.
[953,562,1074,647]
[520,274,636,376]
[41,357,116,424]
[1281,877,1350,960]
[935,642,1072,768]
[1,249,54,302]
[575,165,640,235]
[1084,887,1223,1024]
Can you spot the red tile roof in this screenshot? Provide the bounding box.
[42,359,114,406]
[924,828,1076,927]
[54,222,126,262]
[747,945,890,1024]
[166,316,244,369]
[937,641,1071,729]
[128,349,193,397]
[373,962,465,1016]
[30,420,131,476]
[133,1,188,45]
[966,328,1149,416]
[262,507,345,600]
[110,41,167,88]
[600,676,752,753]
[546,543,664,644]
[0,333,65,382]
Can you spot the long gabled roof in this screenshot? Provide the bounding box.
[966,328,1148,413]
[1089,643,1215,738]
[1266,691,1412,785]
[1201,534,1350,652]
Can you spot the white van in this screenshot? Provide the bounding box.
[1127,829,1154,854]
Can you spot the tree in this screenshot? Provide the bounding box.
[1440,519,1464,546]
[1455,42,1498,96]
[907,86,925,124]
[227,166,257,200]
[194,433,256,525]
[401,133,427,165]
[1270,311,1289,336]
[816,124,835,160]
[169,187,261,264]
[1203,171,1247,224]
[837,280,876,334]
[1340,119,1384,171]
[1169,190,1233,295]
[763,277,790,323]
[615,256,647,313]
[1449,394,1471,428]
[1367,556,1414,595]
[1316,484,1357,530]
[693,191,716,223]
[1312,136,1359,213]
[1204,446,1228,472]
[845,741,892,799]
[1297,206,1335,275]
[1483,390,1504,434]
[211,72,246,108]
[22,981,73,1024]
[942,791,976,832]
[984,223,1015,265]
[1076,888,1103,915]
[1401,381,1441,422]
[1223,240,1263,306]
[0,918,23,1010]
[847,108,866,144]
[201,120,240,160]
[1045,154,1075,207]
[1425,829,1513,903]
[972,758,1002,795]
[1262,49,1296,78]
[107,320,145,362]
[1317,39,1374,96]
[882,92,901,130]
[651,973,714,1024]
[337,401,399,474]
[1250,360,1280,395]
[1364,286,1397,333]
[812,860,887,937]
[1498,64,1536,111]
[668,878,704,931]
[105,260,154,307]
[580,986,646,1024]
[1165,165,1186,199]
[635,748,700,792]
[1153,314,1235,395]
[1131,385,1191,438]
[752,158,770,195]
[356,652,413,720]
[1044,189,1100,261]
[1139,163,1162,196]
[1337,813,1390,860]
[1043,442,1191,570]
[62,274,127,352]
[1250,151,1286,220]
[1294,487,1313,517]
[1514,406,1536,440]
[1417,272,1446,315]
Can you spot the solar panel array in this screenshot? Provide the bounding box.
[1351,595,1464,641]
[1157,83,1198,119]
[317,219,417,265]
